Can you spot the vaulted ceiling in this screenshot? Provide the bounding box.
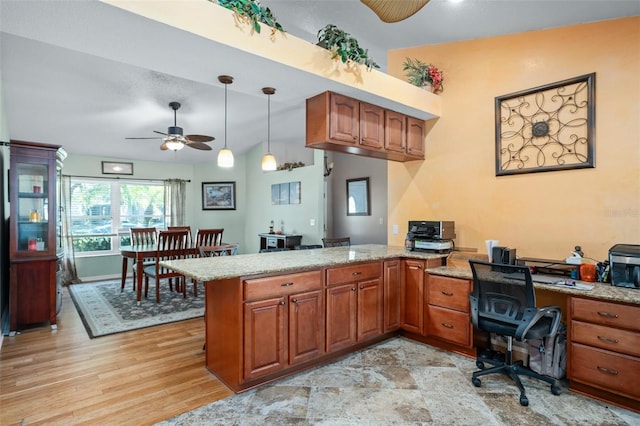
[1,0,637,164]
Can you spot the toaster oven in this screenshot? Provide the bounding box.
[609,244,640,289]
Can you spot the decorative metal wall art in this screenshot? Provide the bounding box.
[495,73,595,176]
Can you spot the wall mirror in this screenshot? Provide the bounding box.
[346,177,370,216]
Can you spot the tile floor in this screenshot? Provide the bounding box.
[158,337,639,425]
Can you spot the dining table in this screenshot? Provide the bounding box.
[120,243,237,303]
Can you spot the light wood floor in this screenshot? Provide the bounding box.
[0,287,233,426]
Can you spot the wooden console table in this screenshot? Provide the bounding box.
[259,233,302,251]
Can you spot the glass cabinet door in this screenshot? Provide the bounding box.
[15,161,50,253]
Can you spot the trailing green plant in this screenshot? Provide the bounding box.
[402,57,444,93]
[317,24,379,71]
[214,0,284,34]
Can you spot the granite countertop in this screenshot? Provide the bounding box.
[426,266,640,306]
[161,244,446,283]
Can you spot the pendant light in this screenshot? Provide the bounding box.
[261,87,277,171]
[217,75,235,168]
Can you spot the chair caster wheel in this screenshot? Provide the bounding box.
[519,395,529,406]
[551,384,561,395]
[476,360,485,369]
[472,377,482,387]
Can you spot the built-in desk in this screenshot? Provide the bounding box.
[258,233,302,251]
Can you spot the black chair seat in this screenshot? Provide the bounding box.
[478,315,554,341]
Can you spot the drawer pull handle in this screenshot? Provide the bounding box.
[352,271,362,276]
[597,336,619,344]
[441,323,454,329]
[359,285,365,289]
[597,311,619,319]
[596,366,618,375]
[351,287,357,292]
[280,301,286,306]
[441,291,453,296]
[280,282,294,287]
[292,298,298,303]
[409,266,421,270]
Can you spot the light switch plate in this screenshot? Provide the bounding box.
[310,219,315,226]
[392,224,398,235]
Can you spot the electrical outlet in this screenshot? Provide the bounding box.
[379,217,384,225]
[310,219,315,226]
[392,224,398,235]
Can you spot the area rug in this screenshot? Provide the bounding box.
[68,279,204,338]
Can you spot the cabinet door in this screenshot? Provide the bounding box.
[357,277,384,341]
[406,116,425,158]
[243,297,286,380]
[359,102,384,149]
[401,259,425,335]
[384,110,406,153]
[383,260,402,332]
[326,283,358,352]
[329,93,359,144]
[289,290,324,365]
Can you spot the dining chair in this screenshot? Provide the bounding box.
[322,237,351,247]
[143,230,189,303]
[168,226,193,246]
[195,228,224,247]
[123,227,157,292]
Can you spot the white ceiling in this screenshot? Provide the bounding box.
[1,0,638,164]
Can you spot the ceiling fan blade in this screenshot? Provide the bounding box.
[126,136,162,140]
[185,134,214,143]
[186,141,212,151]
[153,130,168,136]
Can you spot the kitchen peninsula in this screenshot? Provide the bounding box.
[162,245,640,412]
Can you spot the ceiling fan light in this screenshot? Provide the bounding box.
[261,153,277,171]
[165,139,185,151]
[217,147,234,168]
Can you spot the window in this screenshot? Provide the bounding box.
[69,178,166,256]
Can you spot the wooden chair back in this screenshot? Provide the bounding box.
[156,230,189,265]
[195,228,224,247]
[168,226,193,245]
[322,237,351,247]
[130,227,157,245]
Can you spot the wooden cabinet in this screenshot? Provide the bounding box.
[568,297,640,410]
[325,262,383,352]
[306,91,425,162]
[406,116,425,158]
[9,140,65,333]
[243,270,324,381]
[425,274,472,348]
[401,259,425,335]
[383,259,402,332]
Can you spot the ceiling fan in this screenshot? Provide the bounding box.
[126,101,214,151]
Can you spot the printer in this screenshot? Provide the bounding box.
[609,244,640,289]
[405,221,455,253]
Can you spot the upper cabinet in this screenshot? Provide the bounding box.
[306,91,425,162]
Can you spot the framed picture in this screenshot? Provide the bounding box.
[202,181,236,210]
[495,73,595,176]
[347,177,370,216]
[102,161,133,175]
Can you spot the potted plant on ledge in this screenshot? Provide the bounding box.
[317,24,379,71]
[403,57,444,93]
[214,0,284,34]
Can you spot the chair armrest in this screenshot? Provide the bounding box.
[515,305,562,340]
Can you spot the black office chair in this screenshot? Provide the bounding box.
[468,260,563,406]
[322,237,350,247]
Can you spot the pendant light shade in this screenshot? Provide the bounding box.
[217,75,235,168]
[360,0,430,23]
[261,87,277,171]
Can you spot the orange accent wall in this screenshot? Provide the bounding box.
[387,17,639,262]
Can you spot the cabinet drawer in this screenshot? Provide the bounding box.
[244,270,321,301]
[427,275,471,312]
[571,298,640,331]
[326,262,381,286]
[569,343,640,399]
[426,305,471,347]
[571,320,640,357]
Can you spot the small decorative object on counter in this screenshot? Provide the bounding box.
[269,220,275,234]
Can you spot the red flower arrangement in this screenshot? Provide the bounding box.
[403,58,444,93]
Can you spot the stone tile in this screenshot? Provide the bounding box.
[306,387,373,421]
[247,385,311,418]
[362,365,418,389]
